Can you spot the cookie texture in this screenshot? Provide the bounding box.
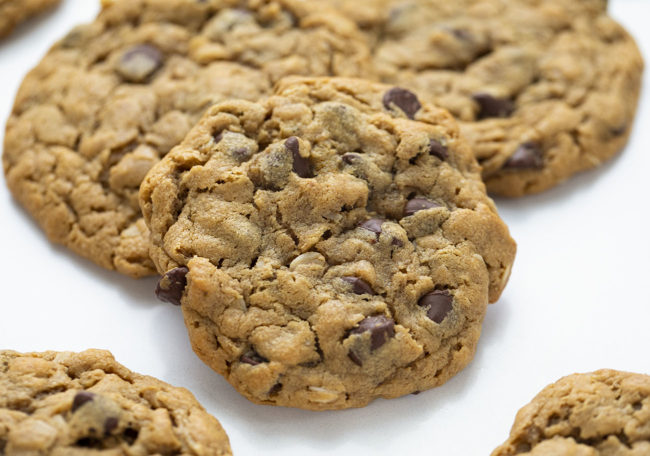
[0,0,61,38]
[333,0,643,196]
[2,0,373,277]
[492,370,650,455]
[140,77,516,410]
[0,349,232,455]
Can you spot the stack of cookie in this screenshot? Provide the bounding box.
[0,0,646,454]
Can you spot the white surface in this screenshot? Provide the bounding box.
[1,1,649,454]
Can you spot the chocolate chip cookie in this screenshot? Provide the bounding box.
[140,77,516,410]
[0,349,232,455]
[492,370,650,455]
[334,0,644,196]
[2,0,373,277]
[0,0,61,38]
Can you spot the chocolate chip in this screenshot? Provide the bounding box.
[155,267,189,306]
[71,391,95,412]
[214,131,223,143]
[451,28,472,41]
[341,277,376,295]
[391,237,404,247]
[350,315,395,350]
[104,417,118,436]
[504,142,544,170]
[240,351,267,366]
[418,290,454,324]
[383,87,422,119]
[285,137,313,178]
[611,124,628,136]
[359,218,385,235]
[117,44,163,83]
[404,198,441,216]
[269,383,283,395]
[348,350,363,366]
[342,153,360,164]
[472,93,515,119]
[429,139,448,160]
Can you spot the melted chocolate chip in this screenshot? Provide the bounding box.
[240,351,268,366]
[71,391,95,412]
[504,142,544,170]
[472,93,515,119]
[104,417,118,435]
[213,131,223,143]
[418,290,454,324]
[342,153,361,164]
[391,237,404,247]
[341,277,376,295]
[286,136,313,178]
[155,267,189,306]
[269,383,283,395]
[350,315,396,350]
[404,198,441,216]
[117,44,163,83]
[359,218,385,235]
[348,350,363,366]
[429,139,448,160]
[383,87,422,119]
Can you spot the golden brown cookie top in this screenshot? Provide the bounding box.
[0,349,232,455]
[140,77,515,410]
[492,370,650,455]
[3,0,373,278]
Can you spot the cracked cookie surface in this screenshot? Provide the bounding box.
[0,0,61,38]
[331,0,643,196]
[492,370,650,456]
[2,0,373,277]
[140,77,516,410]
[0,349,231,455]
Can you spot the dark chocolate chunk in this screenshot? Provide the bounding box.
[104,417,118,435]
[383,87,422,119]
[504,142,544,170]
[117,44,163,83]
[155,267,189,306]
[359,218,385,235]
[429,139,448,160]
[350,315,396,350]
[472,93,515,119]
[404,198,441,216]
[240,351,268,366]
[286,136,313,178]
[71,391,95,412]
[391,237,404,247]
[341,276,376,295]
[348,350,363,367]
[418,290,454,324]
[213,131,223,144]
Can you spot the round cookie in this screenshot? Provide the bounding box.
[0,0,61,39]
[2,0,373,277]
[492,370,650,455]
[0,349,232,455]
[332,0,644,196]
[140,77,516,410]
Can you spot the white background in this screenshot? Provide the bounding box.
[1,1,649,454]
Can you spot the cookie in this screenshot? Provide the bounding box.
[2,0,373,277]
[139,77,516,410]
[333,0,643,196]
[0,0,61,38]
[492,370,650,455]
[0,349,232,455]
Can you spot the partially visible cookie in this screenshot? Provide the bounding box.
[3,0,373,277]
[333,0,644,196]
[140,77,516,410]
[0,0,61,38]
[0,349,232,455]
[492,370,650,455]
